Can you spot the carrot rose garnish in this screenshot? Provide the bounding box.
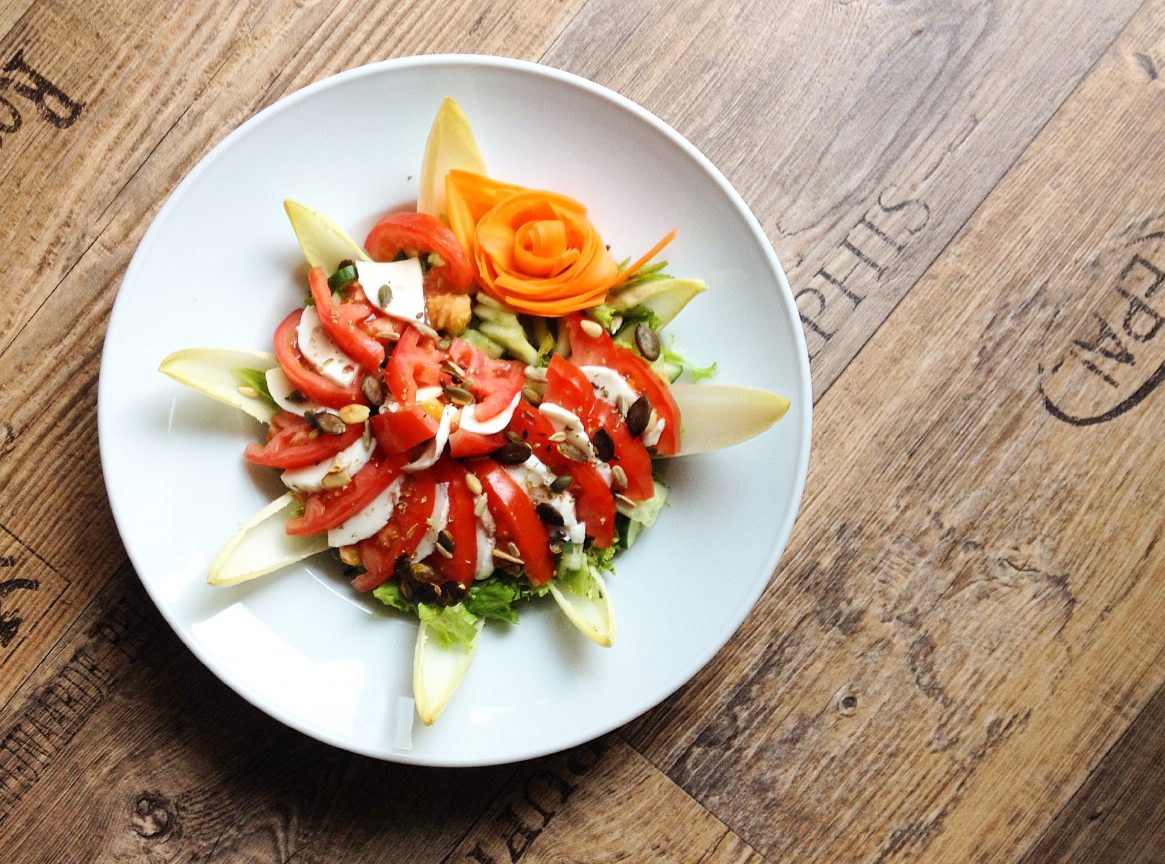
[445,169,673,316]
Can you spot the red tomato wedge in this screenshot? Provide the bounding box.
[507,401,615,548]
[351,470,437,592]
[286,454,408,536]
[244,410,364,470]
[592,400,654,501]
[369,406,438,454]
[543,354,599,424]
[448,339,525,420]
[364,212,476,294]
[429,458,479,585]
[448,428,506,458]
[471,458,555,585]
[307,266,385,371]
[563,314,681,455]
[385,326,444,404]
[273,308,363,409]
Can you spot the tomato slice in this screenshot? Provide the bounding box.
[471,458,555,585]
[369,406,438,454]
[364,212,476,294]
[507,401,615,548]
[592,400,654,501]
[544,354,599,424]
[286,454,408,536]
[351,470,437,592]
[273,308,363,409]
[429,458,479,585]
[244,410,364,470]
[448,428,506,458]
[448,338,525,419]
[385,325,445,404]
[308,267,385,371]
[563,314,681,455]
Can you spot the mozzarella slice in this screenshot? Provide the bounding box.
[504,453,585,544]
[265,367,326,417]
[327,475,405,547]
[297,306,359,387]
[474,506,497,580]
[581,365,638,414]
[412,483,450,562]
[405,404,457,471]
[539,402,594,460]
[281,435,376,493]
[459,392,521,435]
[357,259,427,325]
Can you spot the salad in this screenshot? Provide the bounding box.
[160,99,788,724]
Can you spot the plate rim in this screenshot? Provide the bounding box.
[98,53,813,766]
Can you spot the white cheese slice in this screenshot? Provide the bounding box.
[643,416,666,448]
[327,475,405,547]
[281,435,376,493]
[414,385,444,403]
[474,506,497,580]
[539,402,594,460]
[357,259,427,325]
[265,366,326,417]
[412,483,450,563]
[581,365,638,414]
[405,404,457,471]
[297,305,359,387]
[504,453,585,544]
[459,391,521,435]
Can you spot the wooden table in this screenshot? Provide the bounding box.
[2,1,1164,860]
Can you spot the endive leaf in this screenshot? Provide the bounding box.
[159,347,278,423]
[283,199,370,271]
[670,383,790,457]
[549,568,615,647]
[208,493,328,586]
[418,96,488,221]
[413,615,483,725]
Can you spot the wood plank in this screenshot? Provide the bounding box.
[0,564,516,863]
[0,526,67,709]
[0,0,583,667]
[542,0,1142,399]
[620,1,1165,860]
[442,737,767,864]
[1017,679,1165,862]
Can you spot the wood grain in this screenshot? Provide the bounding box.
[623,1,1165,860]
[443,737,767,864]
[0,0,585,699]
[0,0,1163,860]
[543,0,1143,399]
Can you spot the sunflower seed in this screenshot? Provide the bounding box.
[557,442,590,463]
[492,547,524,565]
[610,464,628,490]
[465,473,483,495]
[320,469,351,489]
[338,545,361,567]
[436,530,455,557]
[236,384,259,399]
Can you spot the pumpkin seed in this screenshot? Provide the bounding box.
[436,529,455,557]
[521,384,543,405]
[436,337,452,351]
[634,323,661,361]
[377,284,393,307]
[320,469,351,489]
[557,442,590,463]
[411,562,438,584]
[361,375,386,406]
[441,581,468,604]
[494,441,532,465]
[625,394,652,438]
[305,410,346,436]
[286,389,307,403]
[443,385,476,406]
[536,503,565,527]
[550,475,573,493]
[592,428,615,462]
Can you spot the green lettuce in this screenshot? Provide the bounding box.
[417,603,480,651]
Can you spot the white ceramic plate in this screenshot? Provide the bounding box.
[99,55,811,766]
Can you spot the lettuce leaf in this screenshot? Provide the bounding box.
[416,603,481,651]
